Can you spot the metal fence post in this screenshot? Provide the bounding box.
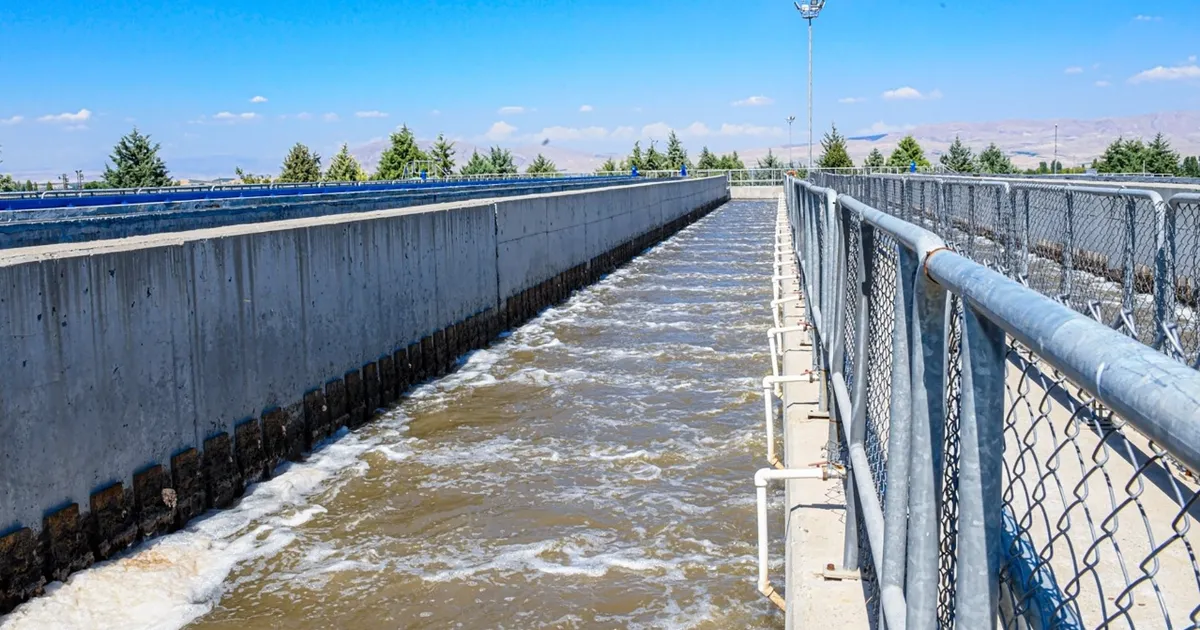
[953,301,1007,629]
[1062,189,1076,304]
[1154,197,1177,349]
[967,184,978,260]
[841,201,870,571]
[1123,195,1137,315]
[905,253,948,629]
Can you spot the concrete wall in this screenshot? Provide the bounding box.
[0,176,728,611]
[0,177,644,250]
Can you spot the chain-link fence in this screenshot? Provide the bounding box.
[786,176,1200,628]
[813,173,1200,370]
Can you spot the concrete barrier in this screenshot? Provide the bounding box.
[0,176,729,612]
[0,177,645,250]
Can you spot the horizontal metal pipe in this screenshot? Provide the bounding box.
[926,249,1200,474]
[838,195,947,267]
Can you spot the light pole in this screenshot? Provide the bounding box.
[796,1,827,172]
[1053,123,1058,175]
[786,115,796,167]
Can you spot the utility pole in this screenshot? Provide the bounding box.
[787,116,796,168]
[1053,124,1058,175]
[795,1,827,173]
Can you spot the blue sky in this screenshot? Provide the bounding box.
[1,0,1197,177]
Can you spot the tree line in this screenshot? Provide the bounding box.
[597,130,787,174]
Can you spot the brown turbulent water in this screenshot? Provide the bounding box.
[1,200,783,630]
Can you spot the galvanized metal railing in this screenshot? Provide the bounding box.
[783,175,1200,628]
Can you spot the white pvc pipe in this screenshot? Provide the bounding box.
[761,374,815,468]
[767,325,810,377]
[755,466,836,611]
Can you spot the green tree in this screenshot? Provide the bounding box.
[235,166,272,184]
[597,158,621,174]
[325,143,365,182]
[665,131,690,170]
[757,149,785,169]
[886,135,931,170]
[644,140,668,171]
[430,134,456,177]
[697,146,719,170]
[487,146,517,174]
[82,180,107,190]
[863,148,886,169]
[0,147,16,192]
[817,124,854,169]
[1095,138,1147,174]
[102,128,173,188]
[24,179,35,191]
[940,135,977,173]
[718,151,746,170]
[375,125,428,180]
[45,180,54,191]
[278,143,322,183]
[525,153,558,175]
[1182,156,1200,177]
[627,141,645,171]
[1144,133,1180,175]
[460,150,494,175]
[978,143,1015,174]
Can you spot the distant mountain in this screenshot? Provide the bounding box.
[741,110,1200,170]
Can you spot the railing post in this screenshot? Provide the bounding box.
[967,184,977,260]
[843,215,876,572]
[1019,189,1031,281]
[1154,197,1177,349]
[953,300,1007,629]
[1122,195,1137,315]
[880,241,915,629]
[905,253,947,629]
[1062,189,1076,305]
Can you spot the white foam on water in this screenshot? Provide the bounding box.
[0,427,386,630]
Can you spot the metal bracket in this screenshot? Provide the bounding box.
[820,565,862,581]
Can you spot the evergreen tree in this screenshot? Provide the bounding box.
[375,125,428,180]
[863,148,886,169]
[278,143,322,183]
[817,124,854,169]
[597,158,620,174]
[978,143,1014,174]
[461,150,495,176]
[1182,156,1200,178]
[627,141,645,171]
[665,131,690,170]
[886,135,931,170]
[487,146,517,174]
[718,152,746,170]
[45,181,54,191]
[325,143,365,182]
[1095,138,1148,174]
[697,146,719,170]
[24,179,35,192]
[644,141,668,171]
[102,128,173,188]
[0,174,15,192]
[430,134,456,177]
[1144,133,1181,175]
[757,149,785,169]
[525,153,558,175]
[235,166,272,184]
[940,135,978,173]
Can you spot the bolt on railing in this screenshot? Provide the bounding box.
[778,175,1200,628]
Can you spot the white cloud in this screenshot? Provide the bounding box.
[535,126,609,142]
[355,110,388,118]
[38,108,92,123]
[682,122,711,137]
[641,122,673,139]
[1129,64,1200,83]
[1190,55,1198,63]
[718,123,784,137]
[431,109,441,116]
[0,115,23,125]
[1064,66,1083,74]
[1095,80,1112,88]
[485,121,517,141]
[497,106,526,115]
[250,95,268,103]
[579,105,594,113]
[295,112,312,120]
[213,111,260,122]
[882,87,942,101]
[611,126,636,140]
[323,112,339,122]
[732,95,774,107]
[838,97,867,104]
[855,121,915,135]
[1134,14,1161,21]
